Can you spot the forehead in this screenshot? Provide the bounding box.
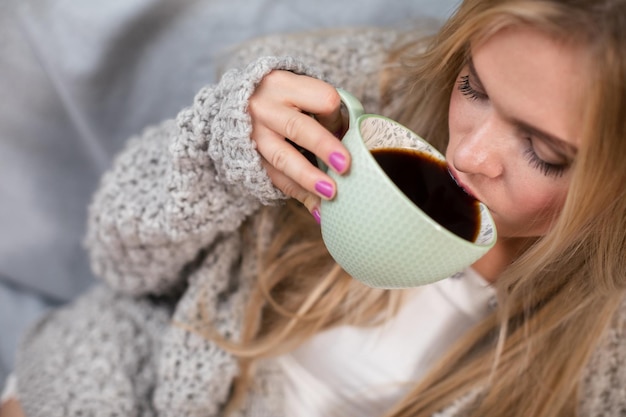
[470,26,590,149]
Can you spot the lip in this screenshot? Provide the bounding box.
[447,166,479,200]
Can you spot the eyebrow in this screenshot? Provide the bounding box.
[467,57,578,160]
[514,122,578,160]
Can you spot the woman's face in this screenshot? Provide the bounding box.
[447,26,589,238]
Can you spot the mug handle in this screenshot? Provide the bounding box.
[336,88,365,127]
[317,88,365,172]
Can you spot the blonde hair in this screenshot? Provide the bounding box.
[210,1,626,416]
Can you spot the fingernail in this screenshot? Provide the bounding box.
[312,208,321,224]
[315,180,334,199]
[329,152,347,172]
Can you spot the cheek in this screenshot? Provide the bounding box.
[498,179,568,236]
[447,89,480,152]
[519,188,565,219]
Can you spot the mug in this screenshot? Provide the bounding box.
[319,89,497,288]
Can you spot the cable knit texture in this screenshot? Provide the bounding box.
[14,26,626,417]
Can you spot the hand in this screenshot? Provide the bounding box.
[249,70,350,221]
[0,399,26,417]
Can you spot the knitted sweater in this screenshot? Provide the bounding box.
[14,27,626,417]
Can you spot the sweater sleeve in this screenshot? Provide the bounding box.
[85,55,323,296]
[216,27,407,113]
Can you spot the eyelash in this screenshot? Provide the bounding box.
[458,75,487,101]
[457,73,568,179]
[523,146,567,178]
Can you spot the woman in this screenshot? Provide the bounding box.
[4,0,625,416]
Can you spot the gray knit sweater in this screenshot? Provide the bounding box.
[14,27,626,417]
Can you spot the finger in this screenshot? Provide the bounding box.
[262,160,322,220]
[252,72,351,174]
[254,103,350,176]
[277,75,344,138]
[259,70,341,115]
[254,124,337,200]
[310,94,345,140]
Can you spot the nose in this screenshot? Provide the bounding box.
[451,114,506,179]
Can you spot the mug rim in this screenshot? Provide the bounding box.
[351,113,497,249]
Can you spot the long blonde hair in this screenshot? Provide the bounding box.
[215,1,626,416]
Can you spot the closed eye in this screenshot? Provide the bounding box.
[458,74,488,101]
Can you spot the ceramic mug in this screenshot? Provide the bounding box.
[319,89,497,288]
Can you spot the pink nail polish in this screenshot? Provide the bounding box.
[315,181,334,199]
[312,208,321,224]
[329,152,347,172]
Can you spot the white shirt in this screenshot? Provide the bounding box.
[275,268,496,417]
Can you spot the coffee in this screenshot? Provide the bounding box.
[371,148,481,242]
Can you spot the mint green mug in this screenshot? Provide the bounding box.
[319,89,497,289]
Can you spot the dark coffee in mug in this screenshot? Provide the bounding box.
[371,148,481,242]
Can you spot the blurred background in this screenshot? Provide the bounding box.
[0,0,460,386]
